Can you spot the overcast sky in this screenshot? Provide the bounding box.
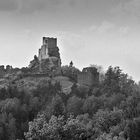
[0,0,140,81]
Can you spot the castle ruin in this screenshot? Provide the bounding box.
[78,67,99,87]
[0,65,20,78]
[38,37,59,61]
[29,37,61,75]
[29,38,99,84]
[0,37,100,87]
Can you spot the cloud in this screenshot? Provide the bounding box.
[119,26,130,35]
[0,0,116,15]
[0,0,63,13]
[13,0,78,13]
[111,0,140,19]
[87,21,130,36]
[84,21,115,34]
[97,21,115,33]
[56,31,85,50]
[89,25,97,31]
[0,0,18,11]
[124,0,140,15]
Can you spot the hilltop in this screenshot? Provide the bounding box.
[0,37,100,94]
[0,37,140,140]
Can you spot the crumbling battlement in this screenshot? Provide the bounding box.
[77,67,99,87]
[0,65,20,78]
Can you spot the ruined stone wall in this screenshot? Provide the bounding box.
[47,38,57,48]
[38,45,49,61]
[78,72,93,87]
[0,65,5,78]
[77,67,99,87]
[39,57,61,75]
[0,65,20,78]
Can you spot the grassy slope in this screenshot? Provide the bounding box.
[15,76,73,94]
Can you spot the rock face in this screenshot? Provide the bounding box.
[29,37,61,76]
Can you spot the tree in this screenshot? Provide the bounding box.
[25,113,90,140]
[50,94,65,117]
[102,66,135,96]
[0,98,20,116]
[120,95,140,119]
[103,66,122,95]
[94,109,123,133]
[29,96,40,120]
[61,65,80,82]
[104,93,125,110]
[83,95,103,116]
[66,96,83,116]
[124,117,140,140]
[90,64,105,82]
[0,113,17,140]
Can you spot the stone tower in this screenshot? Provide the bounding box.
[29,37,61,75]
[38,37,57,61]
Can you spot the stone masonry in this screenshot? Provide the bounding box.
[29,37,61,75]
[77,67,99,87]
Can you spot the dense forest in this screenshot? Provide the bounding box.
[0,66,140,140]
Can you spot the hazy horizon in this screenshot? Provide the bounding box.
[0,0,140,81]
